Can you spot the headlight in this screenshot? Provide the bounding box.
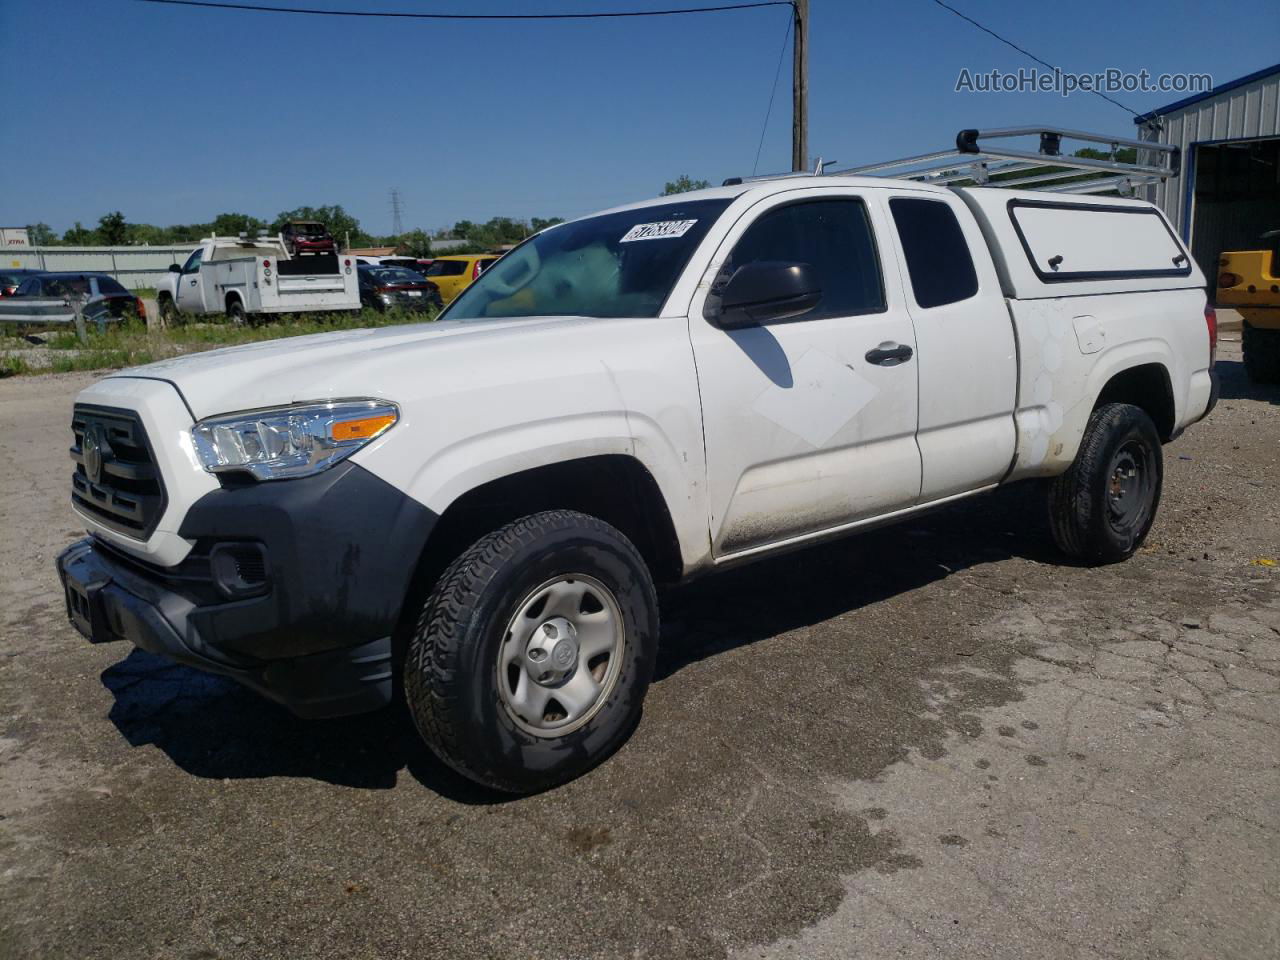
[191,399,398,481]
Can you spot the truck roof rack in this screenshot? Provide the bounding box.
[724,126,1179,197]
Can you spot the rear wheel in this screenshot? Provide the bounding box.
[1048,402,1163,564]
[404,510,658,793]
[1243,321,1280,384]
[226,298,247,325]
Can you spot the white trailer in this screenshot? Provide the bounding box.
[156,235,360,323]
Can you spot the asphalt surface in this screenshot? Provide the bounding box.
[1,340,1277,960]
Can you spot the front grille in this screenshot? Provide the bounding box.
[70,405,167,539]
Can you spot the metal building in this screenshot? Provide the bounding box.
[1137,63,1280,276]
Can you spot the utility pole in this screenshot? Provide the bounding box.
[791,0,808,172]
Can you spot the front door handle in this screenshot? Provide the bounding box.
[865,342,913,366]
[189,279,197,286]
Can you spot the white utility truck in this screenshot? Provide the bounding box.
[155,234,360,323]
[58,128,1217,793]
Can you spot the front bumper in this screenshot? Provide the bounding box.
[56,460,437,718]
[58,538,392,717]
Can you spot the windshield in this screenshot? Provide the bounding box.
[445,198,732,320]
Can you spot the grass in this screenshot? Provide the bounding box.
[0,354,30,378]
[0,306,436,376]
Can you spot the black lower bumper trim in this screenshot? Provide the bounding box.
[57,538,393,718]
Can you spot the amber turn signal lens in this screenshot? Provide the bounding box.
[330,413,396,442]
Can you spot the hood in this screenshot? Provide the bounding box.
[113,317,574,419]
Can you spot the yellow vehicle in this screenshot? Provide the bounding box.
[1217,231,1280,384]
[424,254,501,303]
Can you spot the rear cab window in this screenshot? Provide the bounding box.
[889,197,979,308]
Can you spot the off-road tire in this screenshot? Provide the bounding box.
[1048,402,1163,565]
[404,510,658,793]
[1243,322,1280,384]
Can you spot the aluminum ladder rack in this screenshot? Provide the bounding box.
[726,126,1179,196]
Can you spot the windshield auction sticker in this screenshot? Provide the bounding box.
[620,219,698,243]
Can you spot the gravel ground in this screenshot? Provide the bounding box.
[0,341,1277,960]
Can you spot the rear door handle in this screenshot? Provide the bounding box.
[865,342,913,366]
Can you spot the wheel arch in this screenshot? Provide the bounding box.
[1011,341,1179,479]
[390,453,686,656]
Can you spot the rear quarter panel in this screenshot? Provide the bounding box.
[1006,286,1211,478]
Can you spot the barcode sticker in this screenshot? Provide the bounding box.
[620,219,698,243]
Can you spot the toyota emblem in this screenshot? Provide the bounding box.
[83,424,104,484]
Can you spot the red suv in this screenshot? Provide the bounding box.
[281,220,336,256]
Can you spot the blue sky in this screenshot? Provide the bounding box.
[1,0,1276,236]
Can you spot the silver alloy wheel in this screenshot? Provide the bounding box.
[496,574,625,738]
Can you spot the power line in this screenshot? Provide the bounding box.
[137,0,795,20]
[928,0,1141,119]
[752,11,792,175]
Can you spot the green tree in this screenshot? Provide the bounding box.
[530,216,565,233]
[662,175,711,195]
[98,211,128,245]
[26,223,58,246]
[396,229,433,258]
[64,221,95,245]
[212,212,267,237]
[125,223,174,246]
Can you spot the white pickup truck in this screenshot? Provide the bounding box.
[56,136,1217,793]
[156,235,360,323]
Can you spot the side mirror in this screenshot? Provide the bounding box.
[168,264,182,273]
[705,261,821,328]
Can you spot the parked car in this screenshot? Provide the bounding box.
[358,264,443,312]
[0,272,144,327]
[56,171,1216,794]
[156,236,359,324]
[424,253,501,302]
[280,220,336,257]
[1,268,43,297]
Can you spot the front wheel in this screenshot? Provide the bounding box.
[404,510,658,793]
[1048,402,1163,564]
